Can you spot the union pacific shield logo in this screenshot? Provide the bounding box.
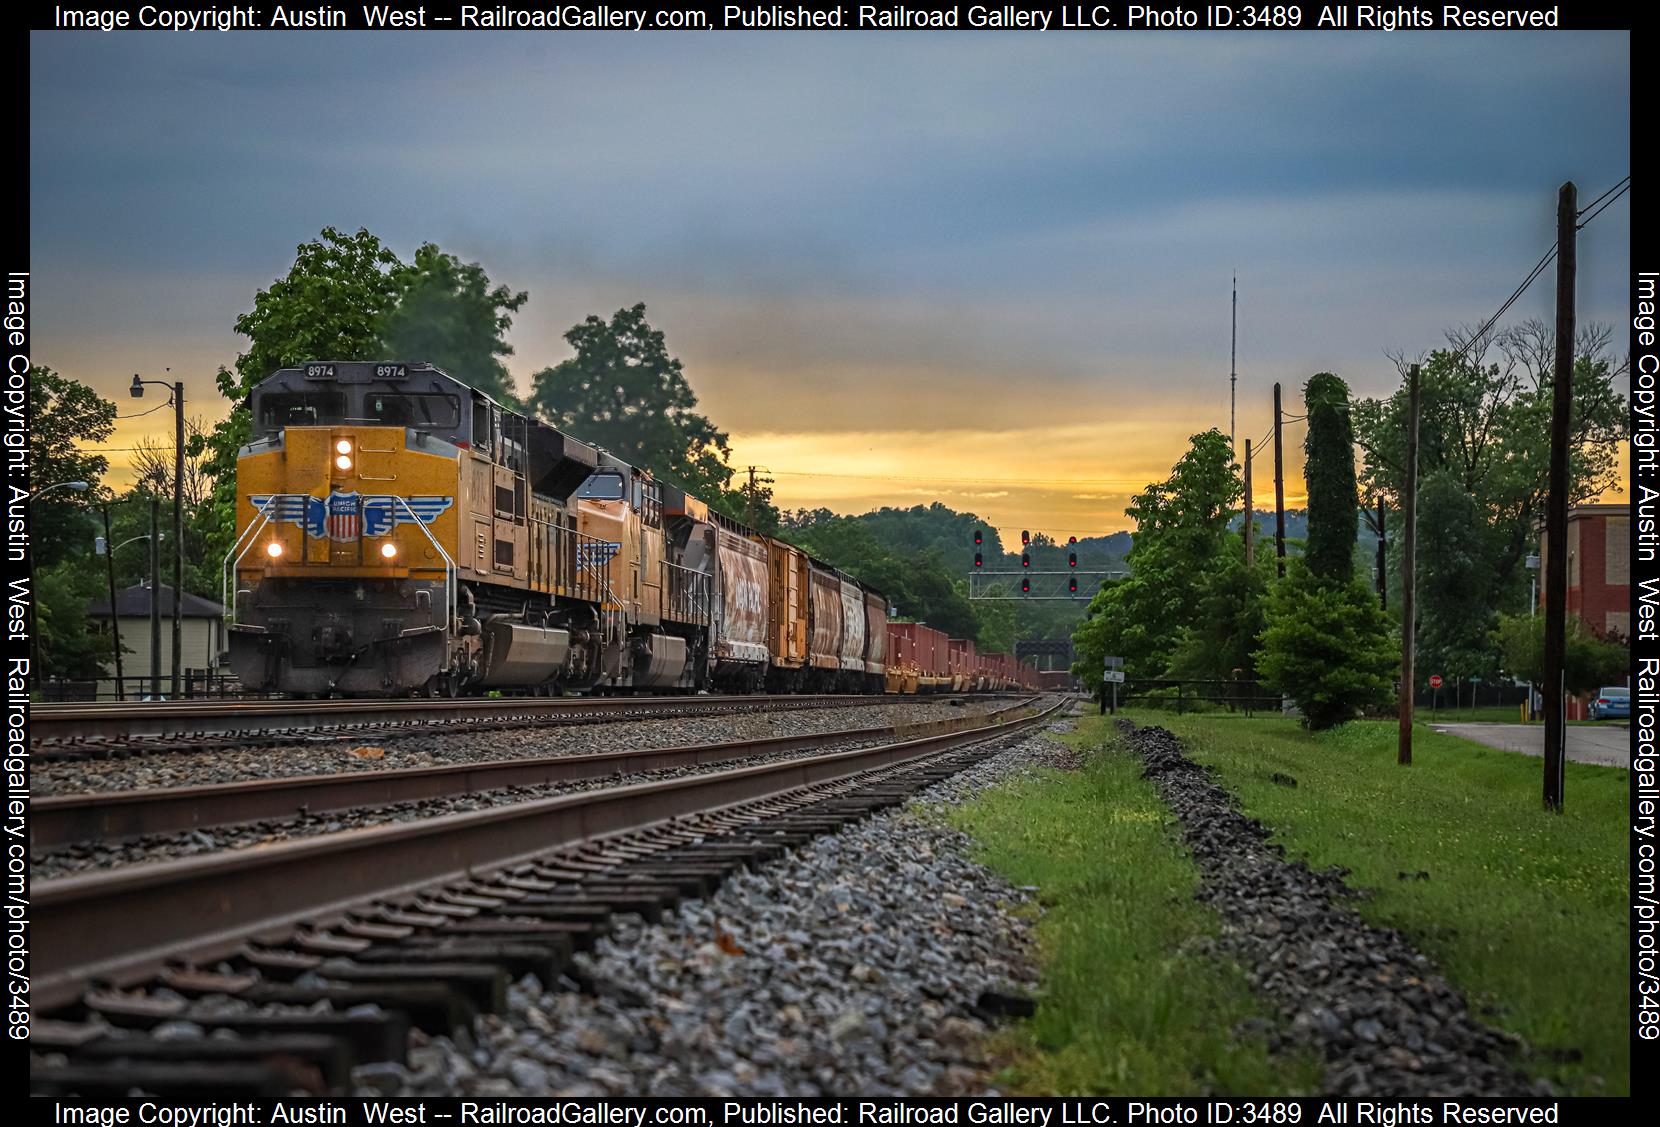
[326,492,362,541]
[251,494,454,540]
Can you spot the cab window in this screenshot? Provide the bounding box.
[257,391,347,432]
[577,473,625,501]
[365,392,460,430]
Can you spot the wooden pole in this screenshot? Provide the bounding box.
[1243,439,1255,567]
[149,495,162,701]
[172,380,184,699]
[102,505,125,701]
[1375,495,1387,611]
[1273,382,1286,578]
[1398,364,1421,766]
[1543,181,1576,813]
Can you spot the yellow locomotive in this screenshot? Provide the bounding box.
[227,361,890,697]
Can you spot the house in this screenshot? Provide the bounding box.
[86,583,227,699]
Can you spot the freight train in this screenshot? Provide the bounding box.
[226,361,1037,698]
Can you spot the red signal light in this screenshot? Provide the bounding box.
[1069,552,1077,568]
[974,552,983,568]
[974,528,983,546]
[1021,576,1030,593]
[1021,553,1030,568]
[1021,529,1030,545]
[1068,536,1077,545]
[1069,575,1078,594]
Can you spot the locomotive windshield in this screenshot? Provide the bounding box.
[577,472,625,500]
[257,390,347,430]
[364,392,461,429]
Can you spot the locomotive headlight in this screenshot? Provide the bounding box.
[380,541,398,559]
[335,454,353,471]
[265,541,285,559]
[335,438,353,455]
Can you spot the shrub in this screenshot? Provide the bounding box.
[1257,561,1397,730]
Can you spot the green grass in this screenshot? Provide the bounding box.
[1133,712,1630,1095]
[947,717,1322,1095]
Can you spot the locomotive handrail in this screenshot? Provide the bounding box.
[222,494,284,628]
[390,493,458,632]
[220,493,457,636]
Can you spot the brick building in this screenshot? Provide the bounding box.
[1537,502,1629,718]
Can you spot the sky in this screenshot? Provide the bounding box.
[29,30,1631,541]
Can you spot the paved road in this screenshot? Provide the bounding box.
[1431,722,1629,768]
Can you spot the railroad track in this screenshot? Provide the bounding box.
[29,697,1067,1096]
[33,696,1042,849]
[30,692,962,759]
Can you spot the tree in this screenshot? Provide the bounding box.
[1072,430,1241,680]
[36,562,115,681]
[1355,321,1627,611]
[1256,562,1397,729]
[1496,613,1627,697]
[1302,372,1359,581]
[29,366,115,567]
[1414,470,1499,684]
[530,304,733,498]
[1165,547,1272,683]
[379,243,528,404]
[197,227,408,569]
[130,416,212,511]
[1258,377,1396,729]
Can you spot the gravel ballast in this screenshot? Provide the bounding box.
[370,722,1080,1096]
[1126,721,1550,1097]
[36,698,1007,796]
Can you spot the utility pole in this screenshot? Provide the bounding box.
[1375,496,1387,611]
[149,495,162,701]
[1243,438,1255,567]
[1398,364,1421,766]
[1272,382,1286,577]
[1230,274,1237,453]
[101,506,125,701]
[1543,181,1576,813]
[172,375,185,699]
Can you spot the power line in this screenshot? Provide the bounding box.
[1445,172,1627,367]
[1576,174,1629,219]
[1576,179,1629,230]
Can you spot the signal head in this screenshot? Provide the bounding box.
[1021,552,1030,568]
[1069,575,1078,594]
[1021,529,1030,545]
[974,551,983,568]
[974,528,982,546]
[1069,552,1077,568]
[1021,576,1030,593]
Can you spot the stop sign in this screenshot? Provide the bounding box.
[1429,675,1443,689]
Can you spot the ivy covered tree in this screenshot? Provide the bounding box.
[1257,374,1395,728]
[1302,372,1359,581]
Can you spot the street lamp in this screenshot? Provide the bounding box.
[131,371,185,698]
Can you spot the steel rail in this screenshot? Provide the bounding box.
[34,697,1041,848]
[28,692,934,746]
[33,699,1063,1011]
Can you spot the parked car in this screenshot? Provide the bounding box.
[1589,686,1630,721]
